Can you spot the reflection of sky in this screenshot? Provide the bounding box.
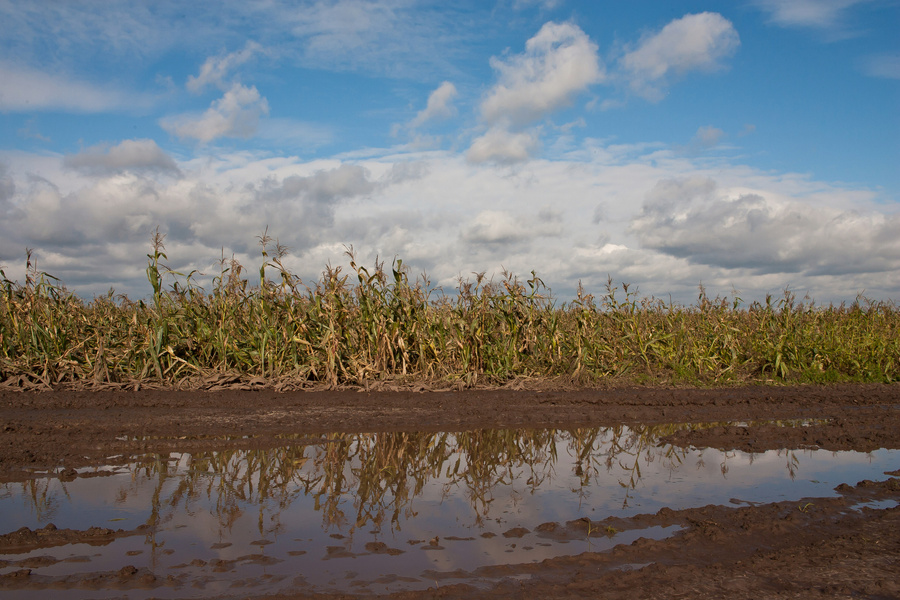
[1,428,897,597]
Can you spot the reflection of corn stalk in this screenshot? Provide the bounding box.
[571,424,690,508]
[10,477,67,522]
[12,424,806,546]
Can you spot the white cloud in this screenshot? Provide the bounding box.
[408,82,458,129]
[467,128,540,164]
[285,0,464,78]
[64,139,181,176]
[620,13,739,101]
[290,0,401,51]
[160,83,270,143]
[0,61,154,112]
[513,0,564,10]
[463,209,563,244]
[752,0,871,29]
[0,2,188,66]
[694,126,725,147]
[393,81,460,145]
[17,118,51,143]
[187,41,264,94]
[862,53,900,79]
[690,125,726,150]
[256,118,334,150]
[481,21,604,128]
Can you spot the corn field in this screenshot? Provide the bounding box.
[1,232,898,390]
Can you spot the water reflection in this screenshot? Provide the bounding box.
[2,421,860,534]
[1,423,895,597]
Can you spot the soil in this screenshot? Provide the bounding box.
[1,383,899,599]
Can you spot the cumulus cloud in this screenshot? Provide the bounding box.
[752,0,871,29]
[187,41,263,93]
[64,139,181,176]
[0,158,397,292]
[480,21,604,128]
[160,83,270,143]
[630,177,900,276]
[620,13,739,101]
[245,163,408,251]
[3,172,164,251]
[0,61,153,112]
[468,21,602,165]
[407,82,458,129]
[466,128,540,164]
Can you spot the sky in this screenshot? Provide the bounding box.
[1,0,898,305]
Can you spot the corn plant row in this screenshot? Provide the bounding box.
[1,234,898,389]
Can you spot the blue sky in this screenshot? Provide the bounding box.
[1,0,898,303]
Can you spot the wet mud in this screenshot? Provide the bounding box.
[1,383,899,598]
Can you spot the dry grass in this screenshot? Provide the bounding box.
[1,232,898,390]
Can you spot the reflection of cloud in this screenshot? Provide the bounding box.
[619,12,739,101]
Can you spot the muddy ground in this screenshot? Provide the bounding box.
[1,383,899,599]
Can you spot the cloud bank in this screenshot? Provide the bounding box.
[631,177,900,277]
[2,144,896,304]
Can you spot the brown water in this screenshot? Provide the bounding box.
[1,423,896,597]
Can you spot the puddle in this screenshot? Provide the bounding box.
[1,424,896,597]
